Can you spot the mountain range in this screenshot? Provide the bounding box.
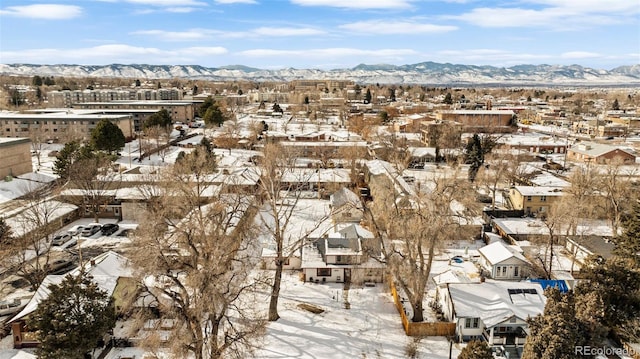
[1,62,639,86]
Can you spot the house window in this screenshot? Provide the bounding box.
[514,266,519,277]
[465,318,479,328]
[336,255,342,263]
[526,196,532,201]
[540,196,547,202]
[502,267,507,275]
[317,268,331,277]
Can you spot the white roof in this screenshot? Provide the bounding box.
[478,241,528,265]
[9,251,132,323]
[512,186,564,196]
[448,280,546,327]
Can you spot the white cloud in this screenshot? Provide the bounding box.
[0,4,82,19]
[432,49,551,65]
[131,27,325,40]
[561,51,602,59]
[0,44,228,65]
[290,0,412,9]
[340,20,456,34]
[238,47,417,58]
[125,0,207,6]
[453,0,638,30]
[214,0,257,4]
[251,27,325,36]
[131,30,211,41]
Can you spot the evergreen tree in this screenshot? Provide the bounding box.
[198,96,215,117]
[144,109,172,130]
[614,201,640,267]
[575,257,640,334]
[272,103,283,113]
[465,134,484,181]
[443,92,453,104]
[202,103,226,127]
[54,141,80,179]
[29,274,116,359]
[458,340,493,359]
[612,98,620,111]
[522,288,589,359]
[364,88,372,104]
[32,75,43,86]
[90,119,125,154]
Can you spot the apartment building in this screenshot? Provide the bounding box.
[73,100,197,124]
[0,137,32,178]
[436,110,515,133]
[47,88,182,107]
[1,110,134,140]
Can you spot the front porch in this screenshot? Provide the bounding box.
[482,325,527,346]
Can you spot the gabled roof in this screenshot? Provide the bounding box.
[330,187,361,209]
[9,251,132,323]
[448,280,546,328]
[478,241,528,266]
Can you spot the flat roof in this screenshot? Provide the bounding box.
[0,137,30,147]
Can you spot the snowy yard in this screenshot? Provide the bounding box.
[256,272,462,359]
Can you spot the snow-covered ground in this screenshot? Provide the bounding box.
[256,271,462,359]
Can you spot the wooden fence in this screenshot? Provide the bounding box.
[389,280,456,337]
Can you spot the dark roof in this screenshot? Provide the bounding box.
[566,235,615,259]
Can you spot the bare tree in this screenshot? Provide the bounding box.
[67,154,120,223]
[28,127,47,169]
[368,165,477,322]
[596,161,637,236]
[126,152,265,359]
[257,143,330,321]
[2,187,71,290]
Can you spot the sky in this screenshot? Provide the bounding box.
[0,0,639,70]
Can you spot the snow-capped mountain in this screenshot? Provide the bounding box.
[1,62,639,85]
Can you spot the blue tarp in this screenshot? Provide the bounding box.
[530,279,569,293]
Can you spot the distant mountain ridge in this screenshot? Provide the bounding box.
[1,62,639,85]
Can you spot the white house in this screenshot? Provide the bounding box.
[440,280,546,346]
[478,241,530,280]
[301,223,384,284]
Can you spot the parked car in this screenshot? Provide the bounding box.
[101,223,119,236]
[51,233,72,246]
[67,225,85,236]
[80,224,102,237]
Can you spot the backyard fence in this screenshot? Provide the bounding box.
[389,280,456,337]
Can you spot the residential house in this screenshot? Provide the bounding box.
[506,186,563,216]
[301,223,384,284]
[440,280,546,348]
[9,251,133,349]
[478,241,530,280]
[564,235,615,266]
[566,142,636,164]
[329,187,363,225]
[436,110,515,133]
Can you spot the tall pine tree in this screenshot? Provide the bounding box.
[29,274,116,359]
[614,201,640,267]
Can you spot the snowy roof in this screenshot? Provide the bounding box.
[330,187,361,209]
[448,280,546,327]
[0,350,37,359]
[9,251,132,323]
[492,217,550,237]
[5,201,78,238]
[408,147,437,158]
[569,141,635,158]
[0,172,56,205]
[478,241,528,266]
[512,186,564,197]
